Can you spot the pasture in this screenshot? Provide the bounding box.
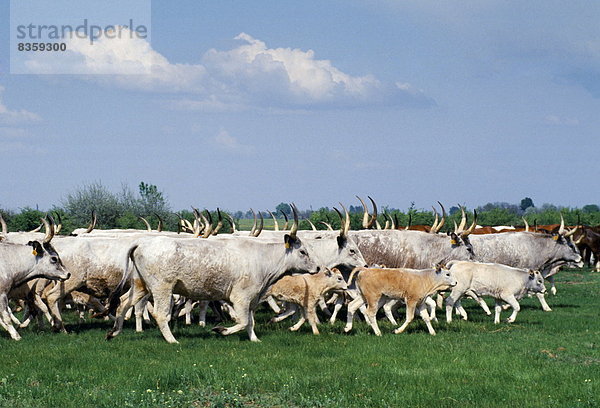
[1,268,598,408]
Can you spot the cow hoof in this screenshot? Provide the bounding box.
[212,326,226,335]
[198,322,206,327]
[105,332,114,341]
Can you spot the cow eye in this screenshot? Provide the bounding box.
[349,249,356,255]
[50,256,58,264]
[300,250,308,256]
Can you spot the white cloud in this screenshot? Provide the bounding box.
[24,31,433,109]
[213,129,254,154]
[0,86,41,124]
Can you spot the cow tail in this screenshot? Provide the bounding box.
[105,244,138,317]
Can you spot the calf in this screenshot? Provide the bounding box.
[344,264,457,336]
[445,261,546,324]
[266,268,347,335]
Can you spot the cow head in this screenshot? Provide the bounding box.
[549,216,583,268]
[434,262,457,289]
[21,217,70,285]
[284,204,320,274]
[333,204,368,269]
[323,267,348,292]
[526,270,546,294]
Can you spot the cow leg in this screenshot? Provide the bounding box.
[265,296,282,314]
[134,295,150,332]
[424,296,438,322]
[0,294,21,340]
[318,296,331,318]
[329,295,345,324]
[436,293,444,309]
[106,281,148,340]
[394,301,416,334]
[270,303,298,323]
[536,293,552,312]
[502,295,521,323]
[365,296,383,336]
[344,296,365,333]
[150,291,178,344]
[44,277,83,333]
[418,302,436,335]
[494,300,504,324]
[383,299,399,326]
[595,255,600,272]
[547,276,557,296]
[289,306,307,332]
[213,296,259,342]
[445,288,465,323]
[465,290,491,315]
[197,300,208,327]
[306,303,320,335]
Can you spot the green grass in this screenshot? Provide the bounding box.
[1,269,599,407]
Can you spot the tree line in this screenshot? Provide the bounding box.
[1,183,599,234]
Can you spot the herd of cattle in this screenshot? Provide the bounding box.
[0,198,597,343]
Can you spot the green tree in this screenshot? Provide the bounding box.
[275,203,291,217]
[520,197,535,212]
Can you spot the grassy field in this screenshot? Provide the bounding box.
[1,268,599,407]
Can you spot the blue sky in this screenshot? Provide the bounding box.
[1,1,599,212]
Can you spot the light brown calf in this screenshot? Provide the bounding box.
[344,265,457,336]
[266,268,347,335]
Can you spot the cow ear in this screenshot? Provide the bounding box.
[528,270,535,279]
[284,234,296,249]
[449,233,459,246]
[325,268,332,277]
[27,241,43,256]
[337,235,347,248]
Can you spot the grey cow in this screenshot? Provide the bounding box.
[0,219,70,340]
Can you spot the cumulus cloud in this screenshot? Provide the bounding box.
[0,86,41,124]
[23,31,434,109]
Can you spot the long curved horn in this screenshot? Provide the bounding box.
[319,221,333,231]
[340,203,351,236]
[565,225,579,238]
[522,217,530,232]
[41,216,55,244]
[356,196,370,229]
[0,212,7,234]
[154,213,163,232]
[29,223,43,233]
[367,196,378,229]
[405,213,412,230]
[457,205,467,233]
[267,210,279,231]
[252,211,264,237]
[85,210,97,234]
[558,214,566,236]
[212,208,224,235]
[53,212,62,235]
[461,210,477,237]
[249,209,257,236]
[393,213,399,230]
[225,212,237,233]
[280,210,289,231]
[139,216,152,232]
[289,203,299,239]
[383,212,390,230]
[201,210,214,238]
[435,202,446,233]
[430,206,439,234]
[192,208,202,237]
[453,220,459,234]
[306,219,317,231]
